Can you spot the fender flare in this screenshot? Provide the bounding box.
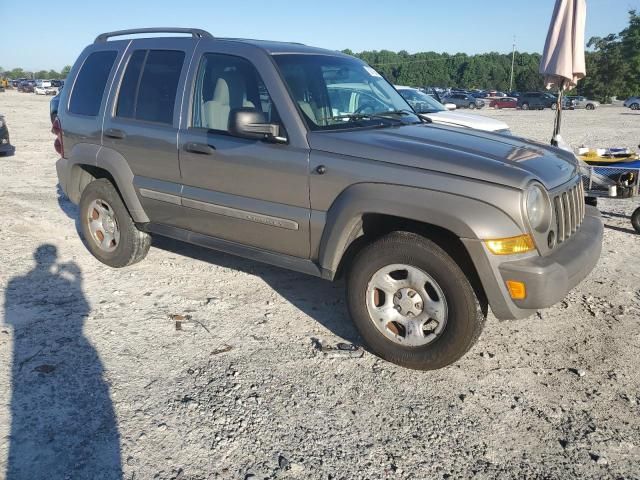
[65,143,149,223]
[317,183,522,276]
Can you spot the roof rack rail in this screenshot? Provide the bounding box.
[94,28,213,43]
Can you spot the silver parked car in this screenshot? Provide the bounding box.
[442,92,485,109]
[623,97,640,110]
[567,96,599,110]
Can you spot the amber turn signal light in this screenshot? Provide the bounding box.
[485,234,535,255]
[506,280,527,300]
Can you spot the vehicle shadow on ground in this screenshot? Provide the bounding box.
[3,244,122,479]
[600,210,630,220]
[152,237,361,344]
[604,224,638,235]
[57,183,81,228]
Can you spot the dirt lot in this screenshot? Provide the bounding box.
[0,90,639,480]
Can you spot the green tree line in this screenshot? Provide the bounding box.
[344,49,545,93]
[0,66,71,80]
[345,10,640,102]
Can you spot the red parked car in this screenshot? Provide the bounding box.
[490,97,518,109]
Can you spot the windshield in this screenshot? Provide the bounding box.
[273,54,421,131]
[397,89,446,113]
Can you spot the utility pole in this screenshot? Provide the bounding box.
[509,36,516,92]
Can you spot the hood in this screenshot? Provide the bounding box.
[308,123,578,190]
[420,110,509,132]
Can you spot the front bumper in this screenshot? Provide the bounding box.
[463,205,603,320]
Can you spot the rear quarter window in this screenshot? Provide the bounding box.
[69,50,117,116]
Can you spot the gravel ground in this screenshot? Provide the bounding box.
[0,90,639,480]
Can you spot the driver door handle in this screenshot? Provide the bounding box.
[185,142,216,155]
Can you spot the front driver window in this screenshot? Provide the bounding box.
[192,53,280,133]
[274,54,419,131]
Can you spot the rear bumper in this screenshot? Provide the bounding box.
[0,130,13,155]
[463,206,603,320]
[0,143,14,155]
[56,157,71,198]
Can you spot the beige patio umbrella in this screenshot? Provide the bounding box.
[539,0,587,145]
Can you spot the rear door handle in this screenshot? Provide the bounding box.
[185,142,216,155]
[104,128,126,139]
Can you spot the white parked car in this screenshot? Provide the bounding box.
[396,86,511,134]
[623,97,640,110]
[35,80,57,95]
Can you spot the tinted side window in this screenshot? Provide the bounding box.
[116,49,185,124]
[116,50,146,118]
[192,53,279,133]
[69,50,117,116]
[137,50,184,124]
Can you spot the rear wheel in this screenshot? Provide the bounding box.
[469,103,476,109]
[79,179,151,268]
[586,103,595,110]
[631,103,640,110]
[346,232,486,370]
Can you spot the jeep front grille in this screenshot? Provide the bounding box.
[553,179,584,244]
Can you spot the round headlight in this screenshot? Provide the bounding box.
[526,183,550,232]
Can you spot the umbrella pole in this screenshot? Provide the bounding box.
[552,80,565,146]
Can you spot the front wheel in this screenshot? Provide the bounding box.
[79,178,151,268]
[346,232,486,370]
[521,103,529,110]
[631,207,640,233]
[551,103,558,110]
[469,103,476,109]
[586,104,595,110]
[631,103,640,110]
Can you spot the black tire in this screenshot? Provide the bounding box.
[521,102,529,110]
[551,103,558,110]
[631,207,640,233]
[585,196,598,207]
[586,104,595,110]
[346,232,486,370]
[631,103,640,111]
[469,103,476,109]
[79,178,151,268]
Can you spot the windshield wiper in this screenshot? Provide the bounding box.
[371,109,413,117]
[373,109,427,124]
[328,112,406,125]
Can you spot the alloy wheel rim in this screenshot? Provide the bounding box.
[365,264,448,347]
[87,199,120,252]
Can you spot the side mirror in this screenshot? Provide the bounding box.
[229,108,283,141]
[445,103,457,110]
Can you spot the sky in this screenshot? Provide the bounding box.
[2,0,640,71]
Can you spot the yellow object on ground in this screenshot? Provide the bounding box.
[580,153,638,165]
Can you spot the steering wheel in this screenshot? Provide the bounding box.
[353,103,376,115]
